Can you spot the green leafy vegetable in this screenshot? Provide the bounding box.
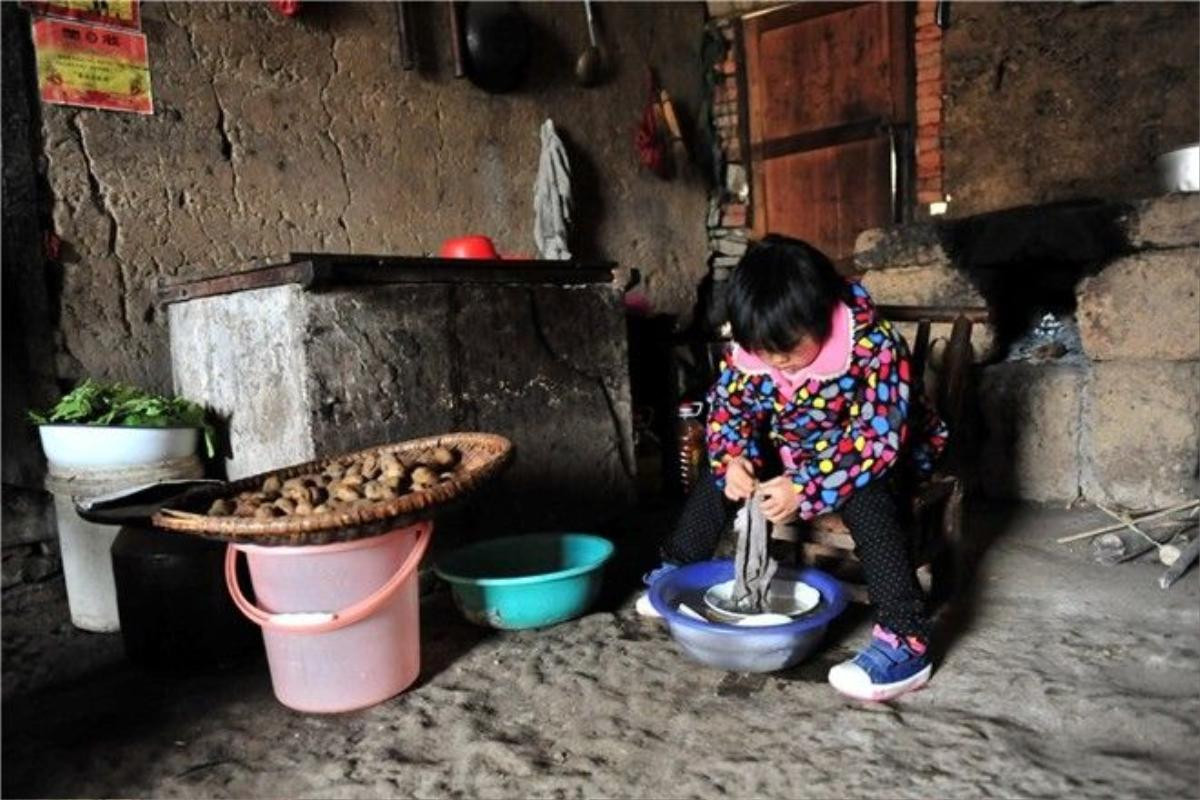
[29,379,217,458]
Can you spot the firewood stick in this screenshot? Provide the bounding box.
[1092,521,1197,565]
[1094,502,1182,565]
[1158,536,1199,589]
[1092,532,1145,565]
[1056,500,1200,544]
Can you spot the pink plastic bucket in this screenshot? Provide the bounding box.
[225,522,431,713]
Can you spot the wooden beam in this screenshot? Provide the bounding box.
[750,118,887,163]
[877,305,990,324]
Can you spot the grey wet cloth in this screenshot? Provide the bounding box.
[731,494,777,612]
[533,119,572,260]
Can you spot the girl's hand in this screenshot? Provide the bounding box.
[723,457,756,502]
[758,476,798,524]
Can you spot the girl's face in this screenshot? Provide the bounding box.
[754,334,822,372]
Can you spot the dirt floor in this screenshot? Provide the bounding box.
[3,502,1198,799]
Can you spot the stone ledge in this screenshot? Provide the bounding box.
[855,194,1200,278]
[859,265,984,307]
[862,268,994,359]
[1122,193,1200,251]
[1081,361,1200,509]
[977,363,1086,503]
[854,224,950,272]
[1076,248,1200,362]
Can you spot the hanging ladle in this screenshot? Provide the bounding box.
[575,0,602,87]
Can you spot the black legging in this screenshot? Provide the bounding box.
[662,473,930,640]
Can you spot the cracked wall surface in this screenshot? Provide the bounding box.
[944,2,1199,217]
[39,2,709,392]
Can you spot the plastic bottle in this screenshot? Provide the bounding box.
[676,401,706,495]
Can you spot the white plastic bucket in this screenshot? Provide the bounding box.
[40,426,203,632]
[49,492,122,631]
[225,522,431,713]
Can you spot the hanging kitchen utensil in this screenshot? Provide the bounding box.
[396,2,415,71]
[462,2,531,94]
[448,1,466,78]
[659,86,689,171]
[659,90,682,144]
[575,0,603,87]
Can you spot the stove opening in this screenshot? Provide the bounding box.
[939,200,1132,361]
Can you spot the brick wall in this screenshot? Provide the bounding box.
[705,19,751,291]
[914,1,946,207]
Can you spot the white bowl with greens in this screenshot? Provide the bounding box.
[30,380,214,469]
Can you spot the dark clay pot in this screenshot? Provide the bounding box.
[111,526,261,670]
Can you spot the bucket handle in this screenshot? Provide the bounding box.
[224,522,432,635]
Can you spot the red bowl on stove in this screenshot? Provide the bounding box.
[439,235,500,260]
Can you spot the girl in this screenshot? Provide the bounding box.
[642,235,948,702]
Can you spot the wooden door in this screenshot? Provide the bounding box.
[742,3,913,266]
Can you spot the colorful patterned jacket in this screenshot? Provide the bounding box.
[706,281,948,520]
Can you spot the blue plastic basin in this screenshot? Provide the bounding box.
[649,560,849,672]
[434,533,614,630]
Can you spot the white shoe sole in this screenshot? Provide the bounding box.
[828,662,932,702]
[634,592,662,619]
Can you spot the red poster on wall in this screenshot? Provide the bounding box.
[25,1,140,31]
[32,17,153,114]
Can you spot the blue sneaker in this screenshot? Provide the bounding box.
[828,625,932,701]
[634,562,679,618]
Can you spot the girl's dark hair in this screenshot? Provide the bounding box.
[726,235,846,352]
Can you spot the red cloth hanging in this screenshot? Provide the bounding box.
[634,69,669,179]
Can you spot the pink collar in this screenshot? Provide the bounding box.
[730,301,854,396]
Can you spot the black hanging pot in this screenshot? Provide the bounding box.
[462,2,531,93]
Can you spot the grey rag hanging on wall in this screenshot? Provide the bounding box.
[533,119,573,260]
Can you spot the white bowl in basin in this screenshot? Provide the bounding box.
[38,425,199,470]
[703,577,822,622]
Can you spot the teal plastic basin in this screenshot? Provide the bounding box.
[434,533,614,630]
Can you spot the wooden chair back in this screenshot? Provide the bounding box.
[876,305,988,477]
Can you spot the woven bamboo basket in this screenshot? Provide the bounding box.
[152,432,513,546]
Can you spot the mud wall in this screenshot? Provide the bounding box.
[2,2,56,489]
[943,2,1199,216]
[35,1,709,394]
